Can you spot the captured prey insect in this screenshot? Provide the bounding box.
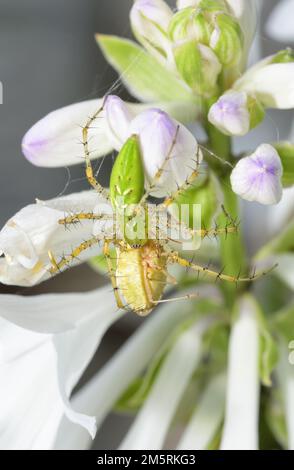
[48,100,275,316]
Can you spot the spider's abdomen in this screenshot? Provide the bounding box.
[116,241,167,316]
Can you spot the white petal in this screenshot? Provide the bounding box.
[104,95,134,150]
[53,287,220,450]
[0,191,106,286]
[235,62,294,109]
[177,0,198,8]
[129,108,201,197]
[266,0,294,42]
[230,144,283,205]
[22,99,112,167]
[22,99,201,168]
[208,91,250,136]
[177,373,226,450]
[0,286,121,449]
[277,344,294,450]
[221,295,260,450]
[130,0,173,63]
[119,316,215,450]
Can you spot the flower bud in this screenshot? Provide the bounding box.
[210,13,243,67]
[270,47,294,64]
[208,90,264,136]
[173,40,221,96]
[168,7,212,45]
[130,0,173,61]
[230,144,283,205]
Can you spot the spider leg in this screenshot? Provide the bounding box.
[82,105,110,200]
[58,212,112,227]
[167,251,278,284]
[48,236,101,274]
[103,240,126,310]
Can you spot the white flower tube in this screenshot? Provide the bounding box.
[119,316,216,450]
[277,345,294,450]
[177,373,226,450]
[0,191,107,286]
[230,144,283,205]
[234,57,294,109]
[221,295,260,450]
[0,286,122,450]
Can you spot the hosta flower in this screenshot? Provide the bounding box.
[22,96,200,197]
[230,144,283,205]
[208,90,265,136]
[0,191,103,286]
[266,0,294,42]
[0,286,122,449]
[208,50,294,136]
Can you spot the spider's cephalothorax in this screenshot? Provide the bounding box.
[48,102,276,316]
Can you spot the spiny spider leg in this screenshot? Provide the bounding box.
[167,251,278,284]
[131,125,181,218]
[58,212,113,226]
[103,240,126,310]
[82,104,110,200]
[48,237,101,274]
[157,146,202,210]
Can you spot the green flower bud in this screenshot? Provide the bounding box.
[173,40,221,96]
[271,48,294,64]
[210,13,244,67]
[168,7,212,44]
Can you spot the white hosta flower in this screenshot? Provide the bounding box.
[0,191,106,286]
[130,0,173,64]
[119,315,217,450]
[221,295,260,450]
[208,90,264,136]
[22,98,198,168]
[177,373,226,450]
[105,95,202,196]
[230,144,283,205]
[53,294,207,449]
[0,286,122,450]
[208,90,250,136]
[278,345,294,450]
[234,53,294,109]
[266,0,294,42]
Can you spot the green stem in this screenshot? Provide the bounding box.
[204,118,246,308]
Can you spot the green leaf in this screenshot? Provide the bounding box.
[272,303,294,343]
[255,220,294,261]
[265,389,288,449]
[251,296,280,387]
[96,34,196,103]
[274,141,294,187]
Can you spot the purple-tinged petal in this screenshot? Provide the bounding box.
[230,144,283,205]
[22,99,112,168]
[104,95,134,150]
[129,108,201,196]
[208,91,250,136]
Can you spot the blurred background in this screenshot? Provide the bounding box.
[0,0,293,448]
